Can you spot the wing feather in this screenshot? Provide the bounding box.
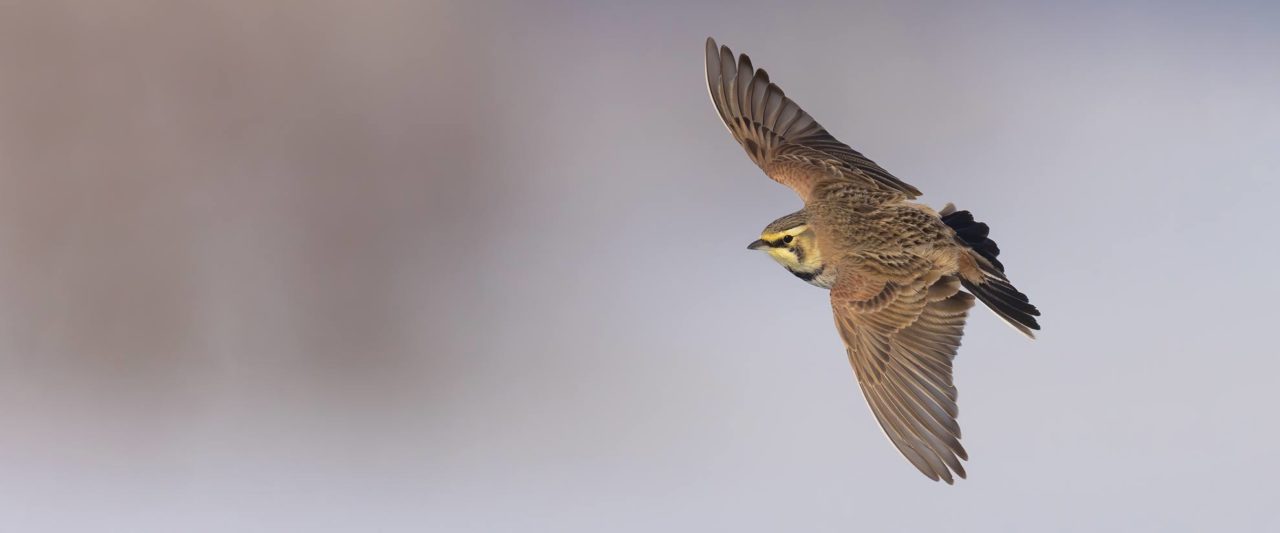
[705,38,921,200]
[831,272,976,484]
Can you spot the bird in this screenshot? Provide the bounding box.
[705,37,1040,484]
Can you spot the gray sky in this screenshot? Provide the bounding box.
[2,1,1278,531]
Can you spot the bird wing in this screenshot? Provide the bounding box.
[705,37,921,202]
[829,268,976,484]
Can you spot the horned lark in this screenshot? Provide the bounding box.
[706,38,1040,483]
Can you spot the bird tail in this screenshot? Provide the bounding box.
[940,203,1041,338]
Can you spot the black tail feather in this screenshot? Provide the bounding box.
[941,206,1004,272]
[961,278,1041,338]
[941,204,1040,337]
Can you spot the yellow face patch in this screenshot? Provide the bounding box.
[760,224,809,243]
[765,247,802,268]
[756,225,822,272]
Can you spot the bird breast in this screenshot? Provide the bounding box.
[787,264,838,289]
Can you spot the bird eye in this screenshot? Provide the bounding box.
[783,235,794,244]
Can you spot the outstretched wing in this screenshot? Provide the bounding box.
[705,37,920,201]
[830,271,975,484]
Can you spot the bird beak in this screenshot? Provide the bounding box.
[747,239,769,251]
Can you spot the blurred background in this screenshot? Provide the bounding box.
[2,1,1278,531]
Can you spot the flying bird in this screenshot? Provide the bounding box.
[705,37,1040,483]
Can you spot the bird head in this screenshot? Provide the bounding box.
[747,210,825,283]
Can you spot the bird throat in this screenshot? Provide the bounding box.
[786,265,829,287]
[787,265,822,281]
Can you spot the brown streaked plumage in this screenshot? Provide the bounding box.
[707,37,1040,484]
